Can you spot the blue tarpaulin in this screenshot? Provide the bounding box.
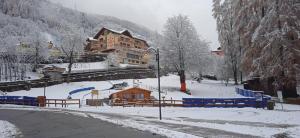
[69,87,95,95]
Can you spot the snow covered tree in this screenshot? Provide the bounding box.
[213,0,300,97]
[31,31,48,72]
[107,53,119,67]
[60,33,83,83]
[213,0,241,85]
[162,15,210,91]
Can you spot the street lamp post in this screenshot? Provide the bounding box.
[44,80,47,97]
[147,47,162,120]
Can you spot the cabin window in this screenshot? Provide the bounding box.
[131,94,136,99]
[136,93,144,99]
[123,94,130,99]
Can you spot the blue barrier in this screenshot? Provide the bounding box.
[183,98,259,108]
[0,96,38,106]
[69,87,95,95]
[183,88,271,108]
[236,88,271,103]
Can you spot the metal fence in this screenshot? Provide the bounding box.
[0,96,38,106]
[182,88,271,108]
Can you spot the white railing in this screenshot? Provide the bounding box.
[139,84,171,95]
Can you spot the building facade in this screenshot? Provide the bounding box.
[85,28,150,65]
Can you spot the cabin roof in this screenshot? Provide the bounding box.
[93,27,149,47]
[110,87,151,96]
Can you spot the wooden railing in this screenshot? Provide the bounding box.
[46,99,81,108]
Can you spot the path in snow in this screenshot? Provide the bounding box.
[87,112,297,138]
[0,109,163,138]
[42,108,299,138]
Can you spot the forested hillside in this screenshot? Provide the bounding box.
[0,0,156,50]
[0,0,159,82]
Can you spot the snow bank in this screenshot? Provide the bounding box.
[5,74,300,137]
[8,74,196,101]
[0,120,20,138]
[50,62,108,73]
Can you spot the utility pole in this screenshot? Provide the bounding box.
[156,48,162,120]
[44,80,47,97]
[147,47,162,120]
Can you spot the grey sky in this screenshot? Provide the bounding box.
[51,0,219,50]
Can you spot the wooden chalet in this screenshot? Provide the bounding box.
[109,87,151,103]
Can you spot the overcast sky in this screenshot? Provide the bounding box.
[51,0,219,50]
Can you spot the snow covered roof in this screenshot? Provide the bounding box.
[87,37,97,41]
[93,27,149,47]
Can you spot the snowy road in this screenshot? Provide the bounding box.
[67,110,296,138]
[1,106,300,138]
[0,109,164,138]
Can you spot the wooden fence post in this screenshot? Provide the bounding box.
[79,99,81,108]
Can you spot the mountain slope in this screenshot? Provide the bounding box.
[0,0,156,49]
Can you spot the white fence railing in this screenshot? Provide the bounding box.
[139,84,173,95]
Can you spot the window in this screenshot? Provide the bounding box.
[135,40,140,45]
[127,53,139,59]
[123,94,130,99]
[136,93,144,99]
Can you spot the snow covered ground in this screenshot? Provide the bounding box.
[50,61,108,73]
[49,61,140,73]
[0,120,20,138]
[5,74,300,137]
[7,74,240,100]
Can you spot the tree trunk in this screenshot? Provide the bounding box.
[198,70,202,83]
[240,71,243,84]
[33,46,39,72]
[14,65,17,81]
[9,63,12,81]
[233,68,238,85]
[179,70,186,92]
[5,63,7,81]
[0,64,2,81]
[67,52,73,83]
